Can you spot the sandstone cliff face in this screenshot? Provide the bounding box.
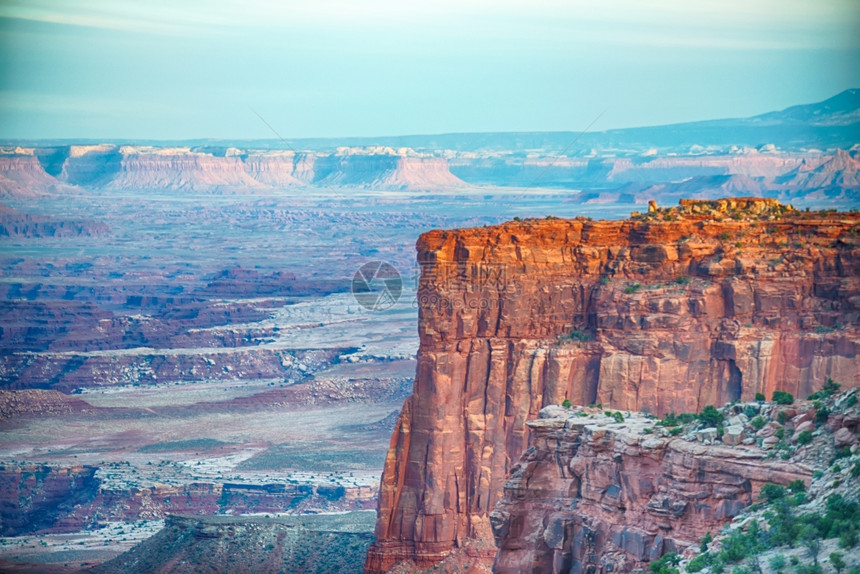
[490,407,808,574]
[365,202,860,573]
[0,155,63,198]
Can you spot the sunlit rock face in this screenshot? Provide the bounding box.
[365,200,860,573]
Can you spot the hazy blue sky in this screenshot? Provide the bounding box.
[1,0,858,140]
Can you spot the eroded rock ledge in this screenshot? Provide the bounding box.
[490,405,809,574]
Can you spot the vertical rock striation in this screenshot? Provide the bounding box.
[365,200,860,573]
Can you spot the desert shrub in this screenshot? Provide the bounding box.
[814,406,830,426]
[751,416,767,430]
[846,394,857,408]
[772,391,795,405]
[830,552,846,574]
[649,552,680,574]
[755,392,766,402]
[700,531,713,552]
[658,412,680,427]
[687,553,711,573]
[778,411,788,424]
[769,554,787,572]
[612,411,625,423]
[788,480,806,493]
[760,483,787,502]
[796,430,813,445]
[675,276,690,285]
[624,283,642,294]
[561,399,572,408]
[698,405,724,427]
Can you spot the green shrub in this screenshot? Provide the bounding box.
[772,391,795,405]
[624,283,642,294]
[769,554,787,571]
[776,427,785,439]
[852,463,860,478]
[649,552,680,574]
[830,552,846,574]
[788,480,806,493]
[675,276,690,286]
[612,411,625,423]
[698,405,724,427]
[755,392,766,402]
[687,553,711,573]
[822,378,841,396]
[760,483,787,502]
[778,411,788,424]
[561,399,572,408]
[669,427,683,436]
[700,531,713,552]
[846,394,857,408]
[815,406,831,426]
[751,416,767,430]
[658,412,680,427]
[796,430,813,445]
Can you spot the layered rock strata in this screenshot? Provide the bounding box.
[490,406,810,574]
[365,200,860,573]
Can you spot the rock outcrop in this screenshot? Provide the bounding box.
[365,200,860,573]
[492,387,860,573]
[489,406,807,574]
[0,146,468,193]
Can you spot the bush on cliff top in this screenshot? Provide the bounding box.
[698,405,724,427]
[772,391,795,405]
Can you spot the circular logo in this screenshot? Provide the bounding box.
[351,261,402,311]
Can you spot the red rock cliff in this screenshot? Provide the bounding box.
[365,200,860,573]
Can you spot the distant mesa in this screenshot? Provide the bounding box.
[0,144,467,194]
[0,89,857,197]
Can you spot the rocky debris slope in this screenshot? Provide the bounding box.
[0,390,97,419]
[0,204,109,238]
[491,383,860,573]
[89,512,376,574]
[366,199,860,573]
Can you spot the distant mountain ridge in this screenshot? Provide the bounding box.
[0,91,857,200]
[3,89,857,153]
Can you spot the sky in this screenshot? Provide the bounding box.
[0,0,858,140]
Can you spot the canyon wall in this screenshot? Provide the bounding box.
[365,201,860,573]
[490,405,817,574]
